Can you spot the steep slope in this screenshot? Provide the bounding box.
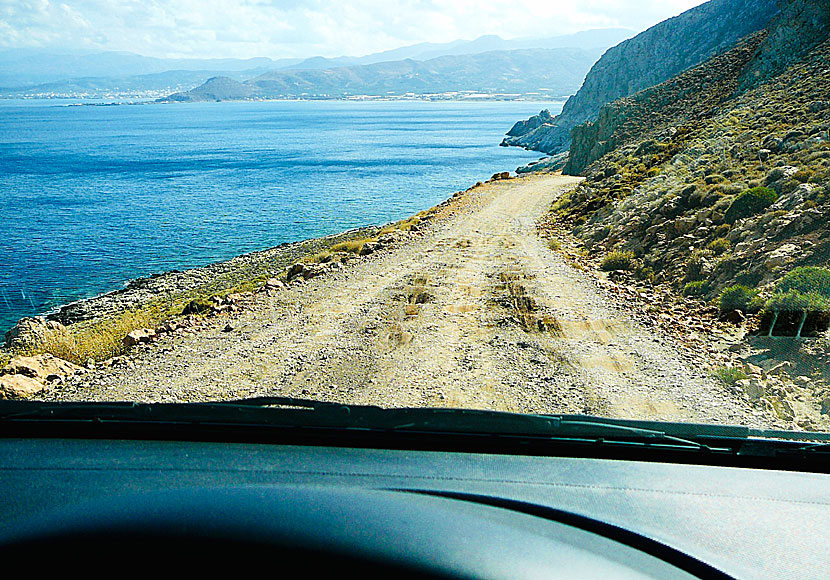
[502,0,780,154]
[563,32,768,175]
[541,0,830,335]
[163,47,604,101]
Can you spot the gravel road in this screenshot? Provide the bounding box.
[50,173,774,427]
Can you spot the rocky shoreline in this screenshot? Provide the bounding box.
[43,225,381,328]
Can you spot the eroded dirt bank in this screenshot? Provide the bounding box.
[46,174,780,427]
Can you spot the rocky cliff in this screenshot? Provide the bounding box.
[502,0,780,154]
[537,1,830,406]
[563,32,768,175]
[543,0,830,317]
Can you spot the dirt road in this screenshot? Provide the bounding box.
[53,173,771,426]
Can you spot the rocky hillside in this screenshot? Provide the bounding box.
[502,0,780,154]
[564,31,768,175]
[539,0,830,384]
[165,76,254,102]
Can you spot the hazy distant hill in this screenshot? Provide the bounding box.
[0,49,295,88]
[163,47,606,102]
[1,28,631,99]
[282,29,634,70]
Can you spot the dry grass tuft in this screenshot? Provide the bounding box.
[17,305,175,365]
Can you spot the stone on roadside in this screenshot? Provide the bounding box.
[2,353,82,382]
[736,378,765,401]
[287,263,306,281]
[123,328,156,348]
[307,263,332,280]
[0,374,48,399]
[721,310,745,324]
[359,242,379,256]
[263,278,285,291]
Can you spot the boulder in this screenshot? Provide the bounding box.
[123,328,156,348]
[720,309,746,324]
[2,353,81,382]
[736,378,765,401]
[770,183,813,211]
[302,263,330,280]
[0,374,47,399]
[359,242,379,256]
[4,317,67,351]
[490,171,511,181]
[287,263,306,281]
[765,166,798,183]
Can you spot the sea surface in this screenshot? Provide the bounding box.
[0,99,561,333]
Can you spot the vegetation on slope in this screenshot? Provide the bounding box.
[539,2,830,399]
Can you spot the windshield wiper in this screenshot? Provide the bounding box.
[0,396,716,451]
[2,397,829,460]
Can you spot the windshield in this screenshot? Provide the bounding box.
[1,0,829,440]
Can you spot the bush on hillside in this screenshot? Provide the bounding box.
[723,186,778,224]
[760,289,830,337]
[776,266,830,297]
[600,250,636,271]
[718,285,761,314]
[713,366,748,386]
[683,281,710,297]
[707,238,731,255]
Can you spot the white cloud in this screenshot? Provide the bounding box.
[0,0,709,59]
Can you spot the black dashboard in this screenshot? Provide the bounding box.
[1,437,828,578]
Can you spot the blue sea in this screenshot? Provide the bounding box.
[0,99,560,332]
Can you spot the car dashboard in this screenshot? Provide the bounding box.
[0,437,828,578]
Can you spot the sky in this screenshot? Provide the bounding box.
[0,0,709,60]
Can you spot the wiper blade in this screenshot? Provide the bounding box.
[0,397,712,450]
[3,397,830,453]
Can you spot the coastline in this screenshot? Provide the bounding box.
[42,224,381,329]
[6,172,512,341]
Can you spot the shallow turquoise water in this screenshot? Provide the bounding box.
[0,99,559,332]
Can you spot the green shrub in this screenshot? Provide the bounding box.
[723,187,778,224]
[600,250,636,271]
[713,367,748,386]
[776,266,830,298]
[760,290,830,336]
[764,290,830,313]
[707,238,731,255]
[683,281,710,297]
[718,285,761,314]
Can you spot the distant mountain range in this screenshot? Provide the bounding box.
[280,28,633,70]
[165,47,607,102]
[0,29,633,99]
